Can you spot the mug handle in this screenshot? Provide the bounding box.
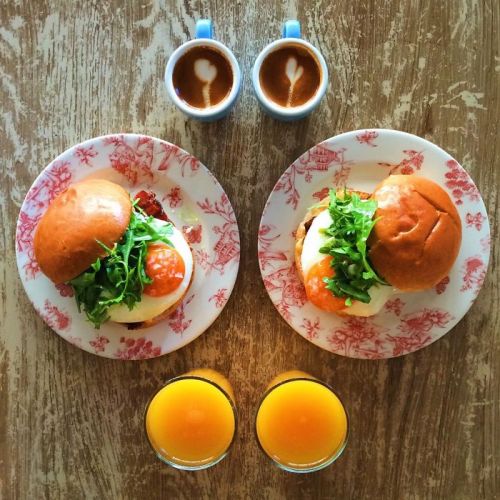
[283,20,301,38]
[196,19,213,39]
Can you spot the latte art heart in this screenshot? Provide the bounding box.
[172,46,233,109]
[194,59,218,84]
[194,58,219,107]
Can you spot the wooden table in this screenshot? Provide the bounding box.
[1,1,498,498]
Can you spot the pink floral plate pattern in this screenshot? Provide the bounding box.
[16,134,240,359]
[258,129,490,359]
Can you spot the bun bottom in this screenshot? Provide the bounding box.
[124,292,188,330]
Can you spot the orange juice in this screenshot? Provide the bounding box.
[145,370,236,470]
[185,368,235,401]
[256,371,348,472]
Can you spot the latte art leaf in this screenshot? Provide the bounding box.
[285,56,304,107]
[259,45,321,108]
[285,56,304,85]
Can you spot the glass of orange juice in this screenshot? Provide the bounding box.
[255,370,349,473]
[145,369,237,470]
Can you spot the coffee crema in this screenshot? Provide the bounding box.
[172,46,233,109]
[259,45,321,108]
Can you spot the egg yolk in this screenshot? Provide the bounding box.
[143,244,185,297]
[305,256,346,312]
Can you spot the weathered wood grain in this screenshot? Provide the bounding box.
[1,0,499,498]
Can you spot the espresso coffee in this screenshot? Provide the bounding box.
[172,46,233,109]
[259,44,321,108]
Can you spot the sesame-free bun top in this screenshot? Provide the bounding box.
[368,175,461,291]
[34,179,132,284]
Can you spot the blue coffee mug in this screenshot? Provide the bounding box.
[165,19,241,122]
[252,20,328,121]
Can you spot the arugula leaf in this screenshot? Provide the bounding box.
[68,204,174,328]
[320,190,386,306]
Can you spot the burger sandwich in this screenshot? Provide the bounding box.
[34,179,194,329]
[295,175,462,316]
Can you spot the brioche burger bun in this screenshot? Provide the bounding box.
[33,179,194,329]
[34,179,132,283]
[368,175,461,290]
[295,175,461,317]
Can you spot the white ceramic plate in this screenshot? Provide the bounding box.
[258,129,490,359]
[16,134,240,359]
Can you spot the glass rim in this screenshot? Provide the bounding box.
[254,376,350,473]
[144,375,238,471]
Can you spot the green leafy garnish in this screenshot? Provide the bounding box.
[319,190,386,305]
[69,204,173,328]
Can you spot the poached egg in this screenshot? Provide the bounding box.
[108,220,193,323]
[301,209,394,316]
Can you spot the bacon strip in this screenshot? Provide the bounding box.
[134,190,170,222]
